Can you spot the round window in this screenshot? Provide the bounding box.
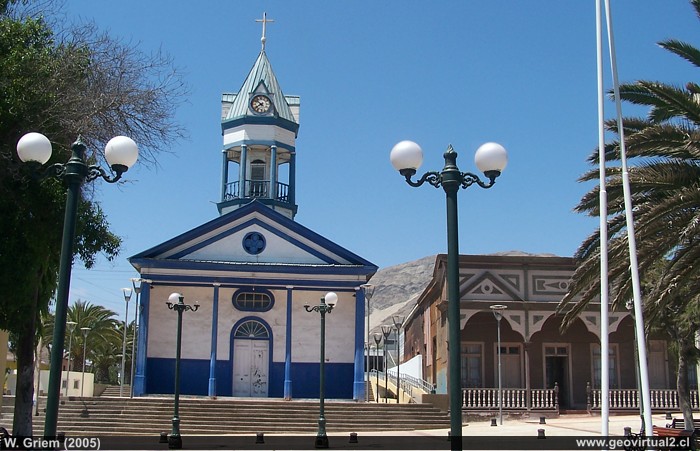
[243,231,266,255]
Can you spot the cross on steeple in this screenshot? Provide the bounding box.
[256,12,275,51]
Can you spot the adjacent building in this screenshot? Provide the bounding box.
[402,253,688,410]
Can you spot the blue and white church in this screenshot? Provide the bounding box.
[128,21,377,400]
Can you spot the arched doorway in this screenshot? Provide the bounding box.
[231,318,271,397]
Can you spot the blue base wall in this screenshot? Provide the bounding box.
[146,358,353,399]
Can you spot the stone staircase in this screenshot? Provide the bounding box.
[1,395,450,436]
[99,385,130,397]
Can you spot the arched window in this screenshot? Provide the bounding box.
[232,288,274,312]
[234,319,269,338]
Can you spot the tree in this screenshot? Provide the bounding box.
[559,0,700,431]
[0,0,187,435]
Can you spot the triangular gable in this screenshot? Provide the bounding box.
[460,271,521,301]
[129,201,376,271]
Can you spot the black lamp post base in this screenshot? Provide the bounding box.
[168,434,182,449]
[314,434,329,449]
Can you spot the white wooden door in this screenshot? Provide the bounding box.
[233,339,269,396]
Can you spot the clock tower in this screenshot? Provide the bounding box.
[218,15,299,219]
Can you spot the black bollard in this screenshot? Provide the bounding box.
[159,432,169,444]
[491,418,497,427]
[538,429,546,439]
[349,433,358,444]
[539,416,546,424]
[255,432,265,444]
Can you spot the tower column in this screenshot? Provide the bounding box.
[270,145,278,201]
[289,152,296,207]
[221,150,229,201]
[239,144,248,197]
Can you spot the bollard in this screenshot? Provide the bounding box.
[666,412,673,420]
[537,429,546,439]
[491,418,497,427]
[624,426,632,436]
[349,433,358,444]
[539,416,546,425]
[255,432,265,444]
[159,432,169,444]
[57,432,65,443]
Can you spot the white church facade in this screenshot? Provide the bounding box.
[128,24,377,400]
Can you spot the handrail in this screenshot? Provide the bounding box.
[385,369,434,394]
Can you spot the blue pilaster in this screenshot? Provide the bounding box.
[284,286,293,400]
[133,280,150,396]
[208,283,220,397]
[353,287,365,400]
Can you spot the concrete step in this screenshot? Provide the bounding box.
[2,395,450,436]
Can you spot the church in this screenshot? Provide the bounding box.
[128,17,377,400]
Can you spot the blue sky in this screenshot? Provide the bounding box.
[54,1,698,319]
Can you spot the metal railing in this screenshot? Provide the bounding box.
[224,180,290,203]
[371,369,432,403]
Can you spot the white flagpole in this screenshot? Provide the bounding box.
[595,0,610,437]
[603,0,653,435]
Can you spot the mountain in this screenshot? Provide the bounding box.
[365,255,436,334]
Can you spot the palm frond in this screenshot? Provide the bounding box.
[658,39,700,69]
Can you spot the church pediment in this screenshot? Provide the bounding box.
[129,201,376,272]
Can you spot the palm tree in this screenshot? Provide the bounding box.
[64,300,120,376]
[559,0,700,430]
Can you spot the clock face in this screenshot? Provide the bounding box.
[250,95,272,113]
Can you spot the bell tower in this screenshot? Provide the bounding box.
[218,13,299,219]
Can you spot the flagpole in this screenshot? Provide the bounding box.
[595,0,610,436]
[603,0,653,435]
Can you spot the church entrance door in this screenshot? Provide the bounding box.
[232,319,271,397]
[233,339,269,396]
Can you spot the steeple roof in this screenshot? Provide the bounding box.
[222,50,298,124]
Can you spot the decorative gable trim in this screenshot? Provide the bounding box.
[460,272,521,301]
[129,201,377,275]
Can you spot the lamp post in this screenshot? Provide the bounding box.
[390,139,507,447]
[381,325,392,404]
[64,321,77,400]
[16,132,138,437]
[373,333,381,403]
[392,315,404,403]
[120,288,132,397]
[304,292,338,449]
[130,277,146,398]
[360,284,374,402]
[165,293,199,449]
[490,304,507,426]
[80,327,91,398]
